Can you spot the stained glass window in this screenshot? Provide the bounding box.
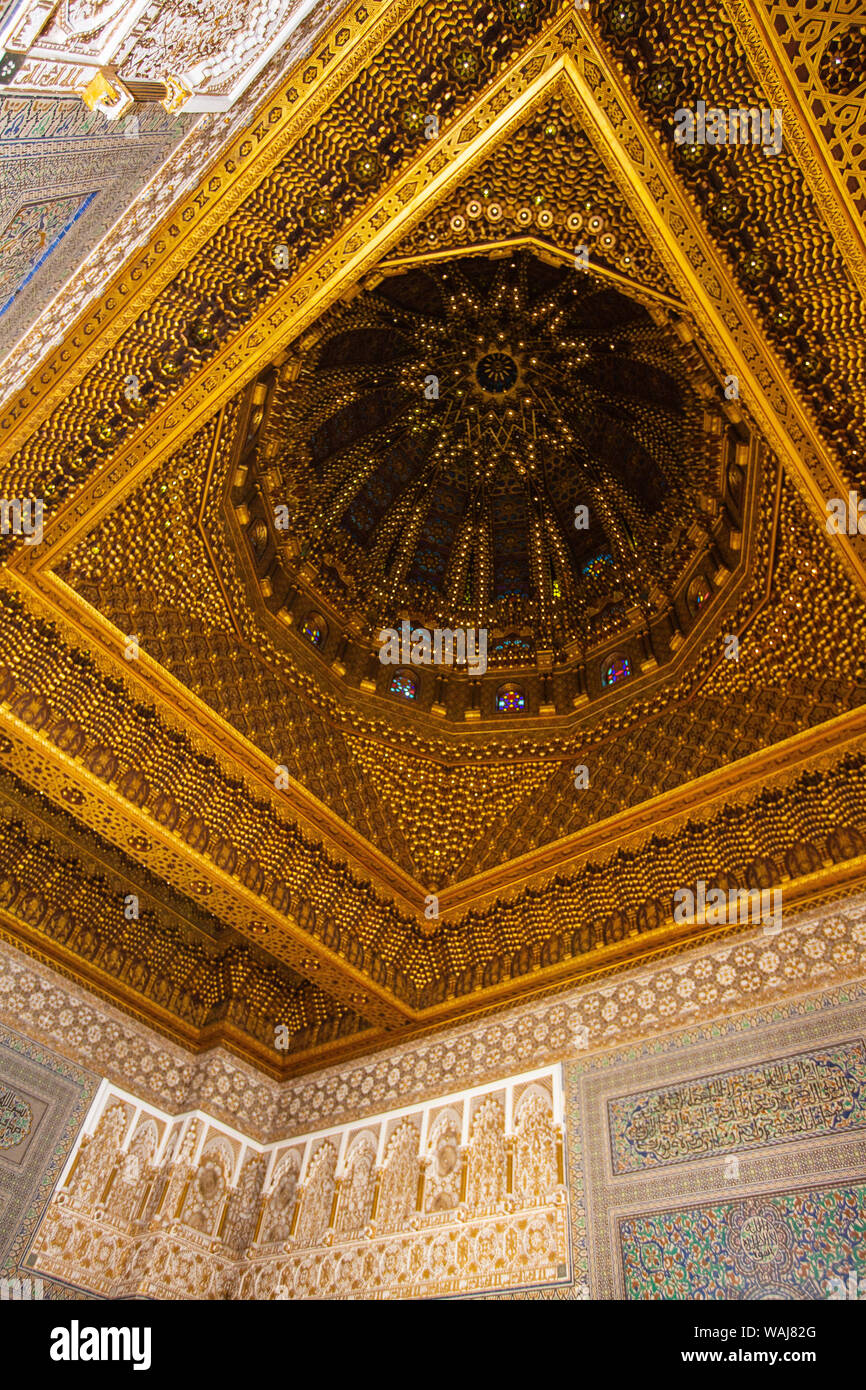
[581,551,613,578]
[603,655,631,687]
[496,684,526,713]
[688,575,712,615]
[389,670,418,701]
[301,615,325,647]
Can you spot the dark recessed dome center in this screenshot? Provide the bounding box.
[476,350,518,393]
[251,250,717,664]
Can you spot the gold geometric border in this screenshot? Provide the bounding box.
[725,0,866,297]
[1,662,863,1033]
[0,911,385,1081]
[436,707,866,917]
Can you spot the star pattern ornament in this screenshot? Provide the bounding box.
[259,250,715,662]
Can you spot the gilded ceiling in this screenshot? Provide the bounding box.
[0,0,864,1076]
[239,252,716,653]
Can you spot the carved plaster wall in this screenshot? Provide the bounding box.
[29,1066,571,1298]
[0,0,341,109]
[23,975,866,1299]
[2,890,865,1298]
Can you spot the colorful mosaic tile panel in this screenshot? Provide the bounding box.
[0,93,190,352]
[566,989,866,1298]
[0,1023,97,1272]
[608,1040,866,1174]
[619,1184,866,1301]
[0,97,178,144]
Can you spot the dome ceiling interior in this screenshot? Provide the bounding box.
[256,250,718,658]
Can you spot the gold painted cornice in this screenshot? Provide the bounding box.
[435,706,866,917]
[1,607,861,932]
[400,854,866,1032]
[6,564,425,917]
[0,700,412,1030]
[0,912,385,1080]
[6,851,863,1081]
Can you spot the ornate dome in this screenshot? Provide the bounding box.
[251,251,720,668]
[231,248,743,723]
